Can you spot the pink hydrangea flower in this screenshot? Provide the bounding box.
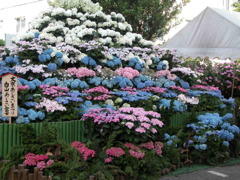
[37,161,46,170]
[141,122,151,129]
[129,150,145,159]
[115,67,140,79]
[135,127,146,133]
[151,128,157,134]
[106,147,125,157]
[140,142,155,150]
[71,141,95,160]
[35,155,48,162]
[125,122,134,129]
[105,157,113,163]
[154,142,164,155]
[66,67,96,78]
[46,160,54,167]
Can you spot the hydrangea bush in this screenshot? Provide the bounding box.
[183,58,240,98]
[186,113,240,164]
[0,4,235,124]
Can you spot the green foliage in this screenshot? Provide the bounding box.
[190,137,230,165]
[0,124,82,179]
[232,0,240,11]
[0,39,5,46]
[92,0,190,40]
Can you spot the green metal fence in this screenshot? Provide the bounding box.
[0,110,235,159]
[0,120,84,159]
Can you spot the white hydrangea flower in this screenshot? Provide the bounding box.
[125,53,135,60]
[78,53,87,61]
[62,54,70,63]
[83,20,96,27]
[162,60,169,70]
[122,103,130,108]
[146,59,153,66]
[51,51,56,57]
[104,52,113,60]
[105,100,114,106]
[65,9,72,16]
[76,12,83,18]
[118,22,126,30]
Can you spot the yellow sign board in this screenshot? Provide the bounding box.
[1,73,18,122]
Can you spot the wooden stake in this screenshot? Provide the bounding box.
[9,117,12,124]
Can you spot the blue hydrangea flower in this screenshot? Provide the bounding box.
[5,56,14,63]
[159,99,171,109]
[106,60,115,67]
[16,116,25,124]
[18,108,27,116]
[173,100,187,112]
[24,117,30,124]
[180,80,190,89]
[0,61,6,66]
[43,48,54,55]
[27,82,36,90]
[34,32,40,38]
[199,144,207,150]
[152,57,160,63]
[222,113,233,121]
[164,133,170,140]
[0,106,9,121]
[222,141,229,147]
[25,102,38,107]
[71,80,80,88]
[55,52,63,58]
[32,79,41,86]
[38,54,47,62]
[38,111,45,120]
[167,140,173,146]
[89,77,102,86]
[79,81,89,89]
[55,97,69,104]
[113,57,122,65]
[27,109,38,121]
[47,63,57,71]
[57,58,63,66]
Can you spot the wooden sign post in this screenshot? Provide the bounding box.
[1,73,18,124]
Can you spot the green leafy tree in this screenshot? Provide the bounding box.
[93,0,190,40]
[232,0,240,11]
[0,39,5,46]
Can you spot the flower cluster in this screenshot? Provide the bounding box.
[40,85,69,97]
[164,133,179,146]
[23,153,54,170]
[115,67,140,79]
[187,113,240,150]
[124,143,145,159]
[71,141,95,160]
[105,147,125,163]
[66,67,96,78]
[35,98,67,112]
[81,107,163,135]
[140,141,164,155]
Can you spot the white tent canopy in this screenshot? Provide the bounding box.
[162,7,240,60]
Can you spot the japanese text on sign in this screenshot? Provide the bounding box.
[2,74,18,117]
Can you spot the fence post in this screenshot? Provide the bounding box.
[20,169,29,180]
[33,167,39,180]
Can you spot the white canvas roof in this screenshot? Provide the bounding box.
[162,7,240,60]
